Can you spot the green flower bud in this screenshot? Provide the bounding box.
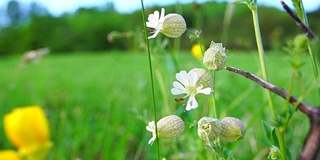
[220,117,246,142]
[203,41,227,71]
[191,68,213,89]
[146,115,185,145]
[197,117,221,142]
[268,146,281,160]
[160,14,187,38]
[294,34,308,53]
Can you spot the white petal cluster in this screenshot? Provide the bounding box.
[171,70,212,111]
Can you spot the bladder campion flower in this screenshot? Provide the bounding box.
[3,106,52,160]
[146,8,186,39]
[220,117,246,142]
[146,115,185,145]
[171,70,212,111]
[203,41,227,71]
[197,117,221,145]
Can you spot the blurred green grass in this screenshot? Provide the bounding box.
[0,50,316,159]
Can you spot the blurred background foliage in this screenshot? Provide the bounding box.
[0,0,319,55]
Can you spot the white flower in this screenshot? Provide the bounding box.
[146,121,156,145]
[146,8,186,39]
[171,70,212,111]
[146,8,165,39]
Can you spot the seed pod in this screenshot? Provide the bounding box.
[191,68,213,89]
[146,115,185,145]
[203,41,226,71]
[197,117,221,142]
[160,13,187,38]
[220,117,246,142]
[157,115,185,139]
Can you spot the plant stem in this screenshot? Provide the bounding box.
[210,71,217,118]
[140,1,160,159]
[250,4,276,119]
[284,0,320,99]
[248,2,286,159]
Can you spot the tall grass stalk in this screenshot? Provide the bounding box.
[140,1,160,159]
[246,1,286,159]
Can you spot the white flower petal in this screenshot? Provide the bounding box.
[146,121,157,145]
[148,136,156,145]
[176,70,189,86]
[171,88,188,95]
[160,8,165,21]
[149,10,159,22]
[173,81,186,90]
[197,87,212,95]
[186,95,198,111]
[148,30,160,39]
[188,70,199,86]
[146,21,154,28]
[146,121,155,132]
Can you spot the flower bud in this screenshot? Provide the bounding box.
[146,115,185,145]
[294,34,308,53]
[268,146,281,160]
[160,13,187,38]
[197,117,221,142]
[203,41,226,71]
[220,117,246,142]
[190,68,213,89]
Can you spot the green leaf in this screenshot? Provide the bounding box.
[262,121,273,141]
[271,128,279,147]
[286,145,294,160]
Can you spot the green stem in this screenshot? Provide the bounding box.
[140,1,160,159]
[249,2,286,160]
[307,43,320,98]
[210,71,217,118]
[250,3,277,119]
[294,0,320,99]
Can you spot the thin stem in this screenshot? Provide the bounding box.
[210,71,217,118]
[250,3,277,119]
[248,2,285,159]
[140,1,160,159]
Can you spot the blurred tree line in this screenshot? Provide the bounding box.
[0,0,319,56]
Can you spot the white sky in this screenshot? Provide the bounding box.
[0,0,319,16]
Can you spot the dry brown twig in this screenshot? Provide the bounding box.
[226,66,320,160]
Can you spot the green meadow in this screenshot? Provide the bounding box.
[0,51,317,159]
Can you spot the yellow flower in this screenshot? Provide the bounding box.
[3,106,52,160]
[0,150,20,160]
[191,44,204,60]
